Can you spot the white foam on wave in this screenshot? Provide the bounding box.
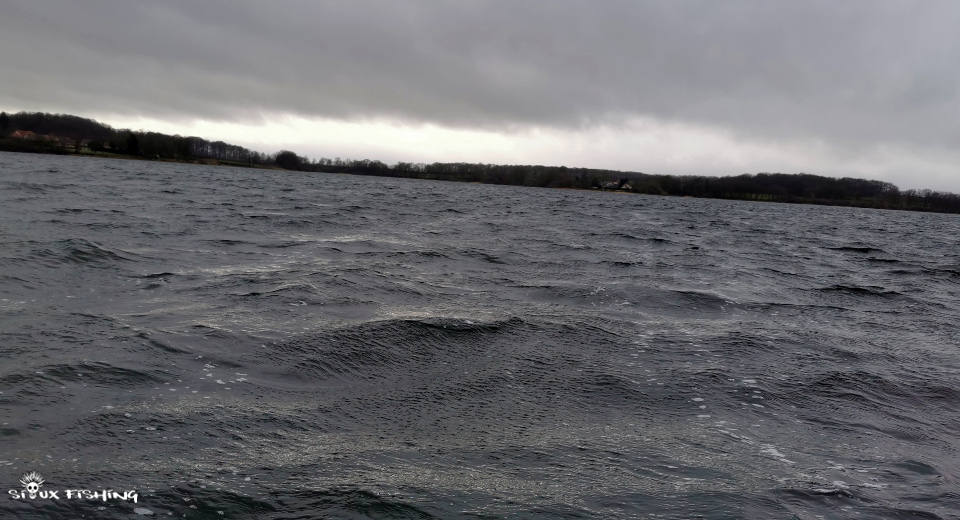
[760,444,795,464]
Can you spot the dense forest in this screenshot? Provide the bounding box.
[2,110,959,214]
[0,111,270,166]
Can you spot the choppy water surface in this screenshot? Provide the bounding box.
[1,152,959,519]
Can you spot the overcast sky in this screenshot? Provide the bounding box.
[1,1,958,190]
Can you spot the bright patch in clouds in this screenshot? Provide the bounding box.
[100,114,960,192]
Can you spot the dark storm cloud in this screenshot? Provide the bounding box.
[1,0,958,150]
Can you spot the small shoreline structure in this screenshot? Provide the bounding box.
[2,110,959,214]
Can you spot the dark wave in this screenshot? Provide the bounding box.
[828,245,885,253]
[30,238,139,268]
[816,284,902,297]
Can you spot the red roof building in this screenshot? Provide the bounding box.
[8,130,38,139]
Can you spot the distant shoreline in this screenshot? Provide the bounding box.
[2,109,959,215]
[4,146,959,216]
[0,145,278,170]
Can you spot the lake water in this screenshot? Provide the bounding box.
[1,151,959,519]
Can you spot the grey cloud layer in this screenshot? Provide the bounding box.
[2,0,958,151]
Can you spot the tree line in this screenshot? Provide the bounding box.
[2,110,959,214]
[627,172,960,213]
[273,154,960,213]
[0,111,272,166]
